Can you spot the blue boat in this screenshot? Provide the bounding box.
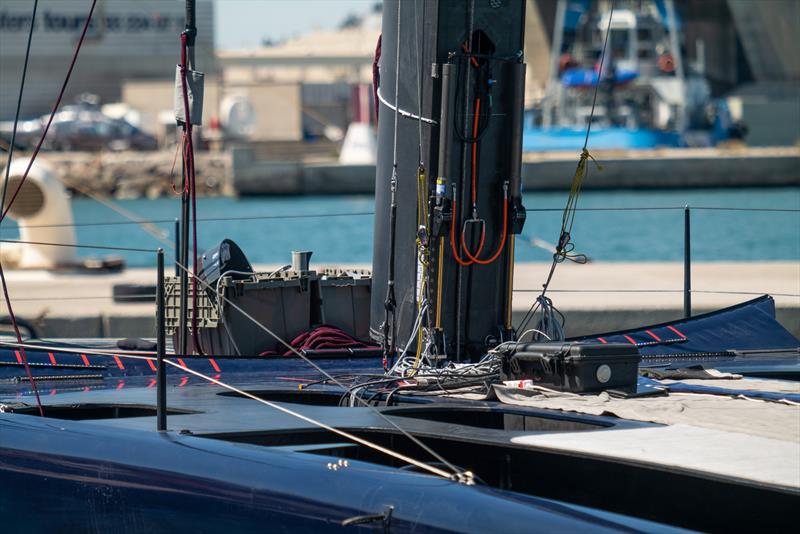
[523,125,684,152]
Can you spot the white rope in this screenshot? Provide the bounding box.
[0,338,470,483]
[377,87,438,125]
[0,340,157,357]
[161,358,465,481]
[169,257,466,479]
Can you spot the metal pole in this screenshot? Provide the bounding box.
[177,0,197,358]
[156,249,167,431]
[173,218,180,276]
[683,205,691,318]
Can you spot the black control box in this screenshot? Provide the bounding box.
[501,342,641,393]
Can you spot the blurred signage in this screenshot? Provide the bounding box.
[0,11,185,34]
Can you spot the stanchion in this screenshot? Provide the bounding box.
[683,205,691,318]
[156,248,167,431]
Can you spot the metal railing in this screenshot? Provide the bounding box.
[3,204,799,317]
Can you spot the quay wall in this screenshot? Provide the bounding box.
[12,146,799,198]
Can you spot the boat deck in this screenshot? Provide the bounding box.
[1,348,798,531]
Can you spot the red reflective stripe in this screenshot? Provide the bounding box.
[113,355,125,370]
[178,376,188,387]
[645,330,661,341]
[597,337,607,344]
[81,354,90,366]
[623,335,637,345]
[147,379,156,388]
[177,358,187,369]
[146,359,157,372]
[208,358,221,373]
[48,352,57,365]
[15,351,22,364]
[666,325,686,338]
[116,381,125,390]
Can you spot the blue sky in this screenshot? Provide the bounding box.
[214,0,377,49]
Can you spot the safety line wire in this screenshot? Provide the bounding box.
[3,206,794,232]
[1,212,376,231]
[0,239,158,253]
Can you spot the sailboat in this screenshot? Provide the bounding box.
[1,1,797,532]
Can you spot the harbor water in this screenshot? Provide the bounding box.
[2,187,798,268]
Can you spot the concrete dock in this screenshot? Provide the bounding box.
[34,145,800,198]
[231,146,800,195]
[3,261,798,340]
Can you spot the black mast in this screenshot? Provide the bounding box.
[370,0,527,362]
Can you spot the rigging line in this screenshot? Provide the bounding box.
[583,3,615,151]
[9,202,792,231]
[414,0,425,165]
[1,0,38,220]
[159,359,463,482]
[0,0,44,419]
[0,0,98,225]
[0,239,158,254]
[61,177,173,249]
[169,256,466,479]
[376,88,438,125]
[382,0,405,368]
[0,337,465,482]
[0,261,43,416]
[3,212,376,230]
[516,3,615,335]
[8,295,157,302]
[513,289,800,297]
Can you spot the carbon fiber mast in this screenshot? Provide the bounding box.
[371,0,527,362]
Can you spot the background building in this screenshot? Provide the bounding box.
[0,0,215,120]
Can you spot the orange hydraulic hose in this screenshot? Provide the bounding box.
[471,98,480,206]
[460,194,508,265]
[450,197,484,266]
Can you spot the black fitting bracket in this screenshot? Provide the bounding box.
[431,197,452,238]
[510,196,526,234]
[182,27,197,47]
